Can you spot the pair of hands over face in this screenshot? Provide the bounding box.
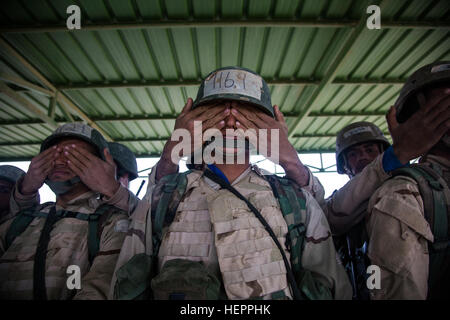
[158,98,309,185]
[21,144,120,198]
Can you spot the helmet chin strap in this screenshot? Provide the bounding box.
[45,176,81,196]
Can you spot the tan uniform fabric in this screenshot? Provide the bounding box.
[110,164,352,300]
[0,183,129,300]
[305,153,391,235]
[366,155,449,300]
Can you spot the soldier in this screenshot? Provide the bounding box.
[0,165,26,224]
[111,66,352,300]
[302,91,450,299]
[366,61,450,299]
[108,142,138,189]
[0,123,129,300]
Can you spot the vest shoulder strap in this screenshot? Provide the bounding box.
[265,175,308,274]
[151,171,191,257]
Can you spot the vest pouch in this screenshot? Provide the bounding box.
[151,259,221,300]
[298,269,333,300]
[114,253,153,300]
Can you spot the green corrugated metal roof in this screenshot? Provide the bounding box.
[0,0,449,160]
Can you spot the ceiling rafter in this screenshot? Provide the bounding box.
[288,0,382,139]
[0,19,448,34]
[0,37,113,141]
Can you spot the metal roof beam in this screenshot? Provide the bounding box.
[0,111,390,126]
[0,19,358,34]
[0,131,390,147]
[0,81,58,128]
[288,0,379,139]
[0,72,53,96]
[55,77,406,91]
[0,19,448,34]
[0,37,113,141]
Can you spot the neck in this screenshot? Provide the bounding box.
[214,155,250,184]
[56,182,91,207]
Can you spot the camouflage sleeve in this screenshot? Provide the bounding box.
[73,211,129,300]
[0,218,14,256]
[301,167,326,209]
[366,178,433,300]
[324,153,390,235]
[107,190,153,299]
[9,176,41,214]
[103,185,140,216]
[300,191,353,300]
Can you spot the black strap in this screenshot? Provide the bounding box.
[33,206,58,300]
[203,169,304,300]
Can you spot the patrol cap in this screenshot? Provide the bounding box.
[336,121,390,174]
[0,165,25,184]
[193,66,274,117]
[108,142,138,181]
[40,123,109,160]
[395,61,450,123]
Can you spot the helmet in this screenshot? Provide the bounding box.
[40,123,109,160]
[108,142,138,181]
[336,121,390,174]
[193,66,274,117]
[0,165,25,184]
[395,61,450,123]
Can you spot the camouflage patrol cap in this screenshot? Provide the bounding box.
[40,123,109,160]
[108,142,138,181]
[395,61,450,123]
[336,121,390,174]
[0,165,25,184]
[193,66,274,117]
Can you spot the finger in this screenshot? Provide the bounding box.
[193,104,227,122]
[202,109,230,130]
[32,146,59,165]
[435,118,450,139]
[421,89,449,113]
[426,95,450,128]
[65,159,84,178]
[231,108,259,130]
[64,144,96,164]
[64,150,89,172]
[274,105,286,123]
[386,105,398,133]
[179,98,193,116]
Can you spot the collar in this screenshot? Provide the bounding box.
[56,191,103,212]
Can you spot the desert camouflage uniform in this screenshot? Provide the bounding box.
[0,179,129,300]
[110,164,352,300]
[304,153,390,235]
[365,154,449,299]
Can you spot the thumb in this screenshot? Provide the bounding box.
[386,105,398,133]
[180,98,193,115]
[104,148,115,165]
[274,105,285,122]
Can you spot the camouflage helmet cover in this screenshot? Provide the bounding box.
[40,123,109,160]
[395,61,450,123]
[108,142,138,181]
[0,165,25,184]
[193,66,274,117]
[336,121,390,174]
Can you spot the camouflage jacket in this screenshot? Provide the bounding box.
[0,182,129,300]
[366,154,449,299]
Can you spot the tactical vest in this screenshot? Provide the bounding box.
[3,202,119,300]
[389,163,450,300]
[114,169,333,300]
[335,162,450,300]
